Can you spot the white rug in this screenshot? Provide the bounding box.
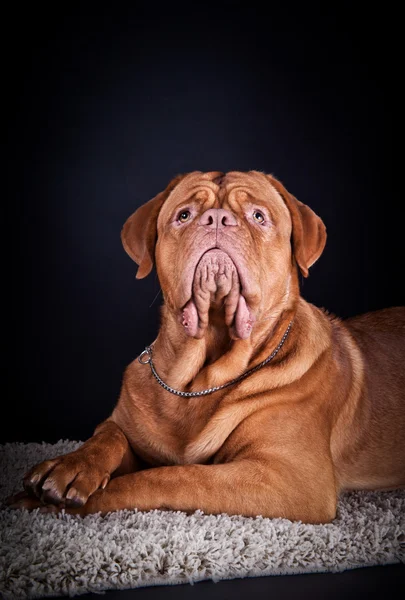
[0,440,404,599]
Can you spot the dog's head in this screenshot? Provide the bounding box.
[122,171,326,339]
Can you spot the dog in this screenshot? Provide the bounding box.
[7,171,405,523]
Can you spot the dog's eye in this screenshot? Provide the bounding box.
[253,210,265,223]
[178,210,191,223]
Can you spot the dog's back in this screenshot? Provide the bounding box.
[333,307,405,490]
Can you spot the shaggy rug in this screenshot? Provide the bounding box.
[0,441,404,599]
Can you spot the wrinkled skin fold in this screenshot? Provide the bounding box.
[182,249,253,339]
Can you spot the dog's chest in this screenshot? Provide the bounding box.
[124,393,233,466]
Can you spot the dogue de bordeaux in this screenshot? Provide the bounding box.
[8,171,405,523]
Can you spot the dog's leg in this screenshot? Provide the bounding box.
[62,460,337,524]
[7,420,139,509]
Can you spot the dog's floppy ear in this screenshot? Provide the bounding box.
[267,175,327,277]
[121,174,186,279]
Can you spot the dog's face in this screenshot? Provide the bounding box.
[122,171,326,339]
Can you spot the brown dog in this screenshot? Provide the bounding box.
[8,171,405,523]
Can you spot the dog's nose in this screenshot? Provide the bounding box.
[199,208,238,230]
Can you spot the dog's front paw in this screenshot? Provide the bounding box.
[5,490,58,512]
[5,490,87,515]
[21,451,110,508]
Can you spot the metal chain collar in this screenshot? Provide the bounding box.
[138,320,293,398]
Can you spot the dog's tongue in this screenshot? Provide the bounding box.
[181,250,253,339]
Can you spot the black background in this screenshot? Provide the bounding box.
[5,3,402,444]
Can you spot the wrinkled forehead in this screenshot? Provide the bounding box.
[161,170,288,219]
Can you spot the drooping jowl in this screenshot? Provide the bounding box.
[181,249,253,339]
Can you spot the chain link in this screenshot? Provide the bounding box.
[138,321,293,398]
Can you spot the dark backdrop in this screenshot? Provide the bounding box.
[5,4,402,444]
